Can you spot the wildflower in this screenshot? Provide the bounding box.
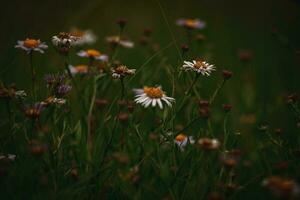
[174,133,195,151]
[0,154,16,162]
[176,18,206,30]
[198,100,210,108]
[111,65,136,79]
[143,27,152,36]
[67,65,88,75]
[199,107,210,119]
[195,34,206,42]
[24,103,44,119]
[56,84,72,97]
[28,140,48,156]
[198,138,220,150]
[116,18,127,29]
[15,38,48,53]
[222,70,233,80]
[95,98,109,108]
[117,112,129,123]
[0,84,26,100]
[222,104,232,112]
[181,44,189,54]
[237,49,253,62]
[42,96,66,106]
[77,49,108,61]
[183,60,215,76]
[70,168,79,181]
[133,86,175,109]
[52,32,77,47]
[70,28,97,46]
[262,176,300,198]
[106,35,134,48]
[44,73,65,87]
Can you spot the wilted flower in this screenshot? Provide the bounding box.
[111,65,136,79]
[106,35,134,48]
[77,49,108,61]
[183,60,215,76]
[24,103,45,119]
[198,138,220,150]
[70,28,97,46]
[181,44,189,54]
[262,176,300,198]
[174,133,195,151]
[133,86,175,109]
[176,18,206,30]
[15,38,48,53]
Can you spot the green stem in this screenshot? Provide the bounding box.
[210,79,226,105]
[29,52,36,101]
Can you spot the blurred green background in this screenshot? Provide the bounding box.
[1,0,300,134]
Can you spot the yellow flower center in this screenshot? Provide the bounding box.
[143,87,164,98]
[185,19,197,28]
[115,66,128,74]
[75,65,88,73]
[194,61,207,69]
[23,39,40,48]
[175,133,187,142]
[86,49,101,57]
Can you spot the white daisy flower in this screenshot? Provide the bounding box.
[174,133,195,151]
[176,18,206,30]
[0,154,16,161]
[52,32,78,47]
[77,49,108,61]
[106,35,134,48]
[182,60,215,76]
[15,90,27,99]
[133,86,175,109]
[111,65,136,79]
[70,28,97,46]
[15,38,48,53]
[68,65,88,75]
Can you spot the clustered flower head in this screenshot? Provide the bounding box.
[176,18,206,30]
[106,35,134,48]
[133,86,175,109]
[24,102,45,119]
[174,133,195,151]
[69,28,97,46]
[183,59,216,76]
[111,65,136,79]
[15,38,48,54]
[44,73,72,101]
[0,84,27,100]
[77,49,108,61]
[52,32,78,54]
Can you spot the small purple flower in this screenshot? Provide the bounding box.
[56,84,72,97]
